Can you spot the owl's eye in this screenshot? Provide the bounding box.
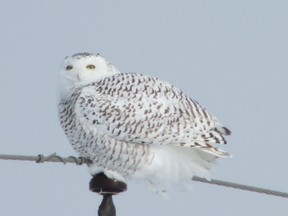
[86,64,96,70]
[66,65,73,71]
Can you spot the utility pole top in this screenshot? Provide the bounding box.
[89,173,127,216]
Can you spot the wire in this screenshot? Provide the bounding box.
[192,176,288,198]
[0,153,92,165]
[0,153,287,199]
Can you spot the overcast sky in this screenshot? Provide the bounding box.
[0,1,287,215]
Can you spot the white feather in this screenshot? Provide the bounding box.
[131,144,218,195]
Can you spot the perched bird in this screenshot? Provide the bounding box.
[58,52,231,194]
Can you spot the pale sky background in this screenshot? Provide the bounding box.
[0,1,287,215]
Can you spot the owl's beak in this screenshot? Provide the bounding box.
[77,74,81,81]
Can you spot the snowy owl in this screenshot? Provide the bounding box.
[58,52,231,193]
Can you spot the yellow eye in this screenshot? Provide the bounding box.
[66,65,73,70]
[86,64,96,70]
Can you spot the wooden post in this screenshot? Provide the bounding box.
[89,173,127,216]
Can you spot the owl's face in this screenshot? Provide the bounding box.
[58,53,120,99]
[60,53,119,85]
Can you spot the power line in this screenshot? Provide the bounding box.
[0,153,287,199]
[192,176,288,198]
[0,153,91,165]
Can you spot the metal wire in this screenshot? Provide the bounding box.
[0,153,287,199]
[192,176,288,198]
[0,153,92,165]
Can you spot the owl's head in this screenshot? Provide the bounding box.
[60,53,120,85]
[58,53,120,98]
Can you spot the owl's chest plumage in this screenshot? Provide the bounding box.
[58,83,153,176]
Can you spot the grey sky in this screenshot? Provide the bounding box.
[0,0,287,215]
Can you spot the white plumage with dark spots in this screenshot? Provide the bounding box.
[58,52,231,195]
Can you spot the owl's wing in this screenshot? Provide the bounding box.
[75,73,230,156]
